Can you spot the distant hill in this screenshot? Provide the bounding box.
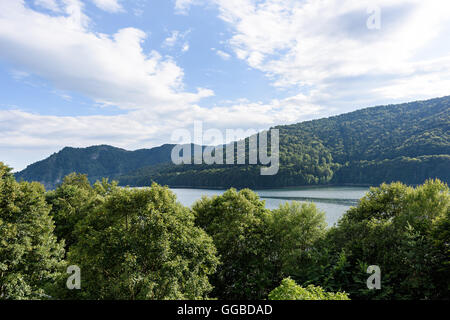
[119,96,450,188]
[14,96,450,189]
[14,144,175,189]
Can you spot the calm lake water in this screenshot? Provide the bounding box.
[170,186,370,226]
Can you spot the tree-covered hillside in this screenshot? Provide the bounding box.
[15,96,450,189]
[120,96,450,188]
[15,144,175,189]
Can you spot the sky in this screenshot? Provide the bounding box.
[1,0,450,171]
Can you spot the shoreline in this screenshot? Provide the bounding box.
[131,183,374,191]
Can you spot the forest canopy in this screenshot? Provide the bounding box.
[2,163,449,300]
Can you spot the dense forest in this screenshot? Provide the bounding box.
[15,144,175,189]
[1,163,449,300]
[15,96,450,189]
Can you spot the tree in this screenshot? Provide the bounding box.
[268,278,350,300]
[192,188,272,299]
[430,206,450,298]
[45,173,99,250]
[55,182,218,300]
[192,190,328,299]
[265,202,327,284]
[0,163,65,299]
[320,179,450,299]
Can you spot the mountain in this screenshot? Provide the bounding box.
[14,96,450,189]
[14,144,175,189]
[119,96,450,188]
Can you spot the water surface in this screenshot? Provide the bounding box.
[170,186,369,226]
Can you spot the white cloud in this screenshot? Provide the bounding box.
[163,30,180,47]
[163,30,191,48]
[0,93,323,170]
[3,0,450,171]
[10,70,31,81]
[211,0,450,103]
[0,94,321,148]
[182,43,190,52]
[163,30,191,53]
[174,0,201,15]
[0,1,211,111]
[212,48,231,60]
[91,0,123,13]
[0,1,323,170]
[34,0,61,12]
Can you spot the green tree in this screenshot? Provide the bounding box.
[268,278,350,300]
[265,202,327,284]
[45,173,100,250]
[192,188,272,299]
[193,191,328,299]
[0,163,65,299]
[320,179,450,299]
[55,182,218,300]
[431,206,450,297]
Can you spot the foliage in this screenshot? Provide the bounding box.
[265,202,327,282]
[268,278,350,300]
[0,162,65,299]
[45,173,102,250]
[192,191,328,299]
[312,179,450,300]
[52,182,219,300]
[2,159,450,300]
[192,188,271,299]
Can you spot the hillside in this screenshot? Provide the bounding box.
[119,96,450,188]
[14,96,450,189]
[14,144,175,189]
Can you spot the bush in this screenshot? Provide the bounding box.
[269,278,350,300]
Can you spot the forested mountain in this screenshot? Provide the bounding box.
[15,96,450,189]
[15,144,175,189]
[119,96,450,188]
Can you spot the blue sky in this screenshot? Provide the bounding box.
[1,0,450,171]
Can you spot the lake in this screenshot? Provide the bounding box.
[170,186,370,226]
